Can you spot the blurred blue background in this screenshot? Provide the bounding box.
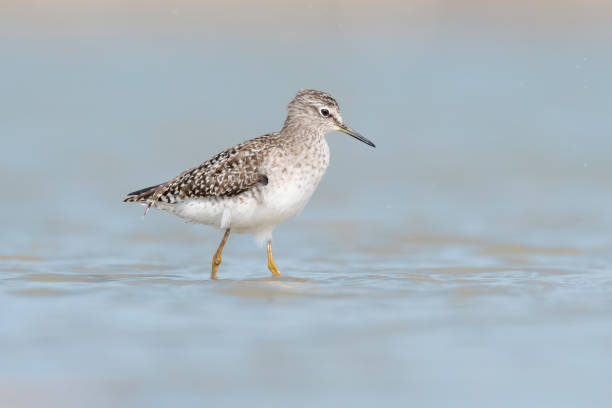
[1,1,612,407]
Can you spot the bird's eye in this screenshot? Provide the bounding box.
[320,108,330,117]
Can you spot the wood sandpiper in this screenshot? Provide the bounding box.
[124,89,375,279]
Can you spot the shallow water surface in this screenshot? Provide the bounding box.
[2,3,612,406]
[3,212,612,407]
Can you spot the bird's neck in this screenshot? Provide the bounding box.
[280,122,326,145]
[277,125,327,159]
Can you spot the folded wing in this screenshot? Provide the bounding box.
[124,135,275,214]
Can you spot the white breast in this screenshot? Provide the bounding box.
[166,135,330,244]
[239,137,330,238]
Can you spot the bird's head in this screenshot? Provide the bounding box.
[284,89,375,148]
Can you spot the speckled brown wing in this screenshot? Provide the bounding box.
[124,134,276,210]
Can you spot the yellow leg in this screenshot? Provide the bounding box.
[267,240,282,277]
[211,229,230,280]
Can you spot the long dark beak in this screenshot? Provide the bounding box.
[338,124,376,148]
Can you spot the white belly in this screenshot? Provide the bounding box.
[159,136,330,243]
[164,170,323,243]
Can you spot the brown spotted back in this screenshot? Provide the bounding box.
[124,133,279,206]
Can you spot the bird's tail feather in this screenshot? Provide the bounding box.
[123,184,160,203]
